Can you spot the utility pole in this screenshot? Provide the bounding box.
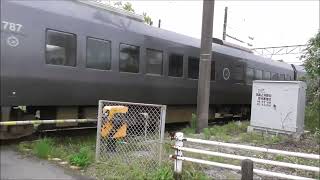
[196,0,215,133]
[222,6,228,40]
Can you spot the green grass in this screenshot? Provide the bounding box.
[182,113,198,135]
[151,163,174,180]
[200,121,249,141]
[33,138,53,159]
[305,101,320,133]
[239,132,284,145]
[69,147,92,167]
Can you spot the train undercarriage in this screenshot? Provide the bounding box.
[0,104,251,140]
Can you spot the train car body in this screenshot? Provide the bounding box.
[1,0,305,131]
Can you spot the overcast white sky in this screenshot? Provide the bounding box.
[106,1,319,65]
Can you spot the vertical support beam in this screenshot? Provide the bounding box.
[197,0,215,133]
[95,101,103,162]
[222,6,228,40]
[159,105,166,164]
[241,159,253,180]
[174,132,184,179]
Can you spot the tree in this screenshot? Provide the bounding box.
[122,2,135,13]
[301,31,320,133]
[143,12,153,26]
[303,31,320,78]
[112,1,153,26]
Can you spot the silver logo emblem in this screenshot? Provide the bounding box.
[7,36,19,47]
[223,68,230,80]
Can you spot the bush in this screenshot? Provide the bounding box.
[69,147,92,167]
[33,138,53,159]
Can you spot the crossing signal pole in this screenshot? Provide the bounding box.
[196,0,215,133]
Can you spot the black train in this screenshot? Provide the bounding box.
[0,0,305,136]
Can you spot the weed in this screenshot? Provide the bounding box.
[182,127,196,135]
[33,138,53,159]
[240,132,284,145]
[69,147,92,167]
[17,142,33,152]
[275,155,285,161]
[191,113,197,130]
[203,128,211,140]
[182,168,209,180]
[151,164,174,180]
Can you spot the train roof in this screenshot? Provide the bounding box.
[12,0,293,71]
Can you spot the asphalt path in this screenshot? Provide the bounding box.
[0,146,93,180]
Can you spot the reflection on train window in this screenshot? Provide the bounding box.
[168,54,183,77]
[211,61,215,81]
[233,64,243,80]
[285,74,291,81]
[280,74,285,80]
[86,37,111,70]
[46,30,76,66]
[188,57,199,79]
[246,67,254,83]
[146,49,163,75]
[271,73,279,80]
[255,69,263,80]
[264,71,271,80]
[119,43,140,73]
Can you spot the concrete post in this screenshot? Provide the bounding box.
[174,132,184,179]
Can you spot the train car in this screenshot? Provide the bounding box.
[0,0,305,139]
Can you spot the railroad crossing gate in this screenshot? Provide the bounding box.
[95,100,166,173]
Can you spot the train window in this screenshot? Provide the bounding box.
[146,49,163,75]
[46,30,76,66]
[211,61,215,81]
[86,37,111,70]
[246,67,254,83]
[188,57,199,79]
[285,74,291,81]
[255,69,263,80]
[233,65,243,80]
[280,74,285,80]
[271,73,279,80]
[168,54,183,77]
[264,71,271,80]
[119,43,140,73]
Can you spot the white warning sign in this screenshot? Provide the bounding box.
[256,88,272,107]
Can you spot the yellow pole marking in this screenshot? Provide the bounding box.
[0,119,96,126]
[1,121,17,126]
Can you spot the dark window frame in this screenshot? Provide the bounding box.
[271,72,279,80]
[246,67,254,84]
[255,69,263,80]
[264,71,271,80]
[146,48,163,75]
[86,36,112,71]
[188,56,200,79]
[119,43,140,73]
[168,53,184,78]
[210,60,216,81]
[45,29,77,67]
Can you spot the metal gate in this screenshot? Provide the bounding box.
[95,100,166,173]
